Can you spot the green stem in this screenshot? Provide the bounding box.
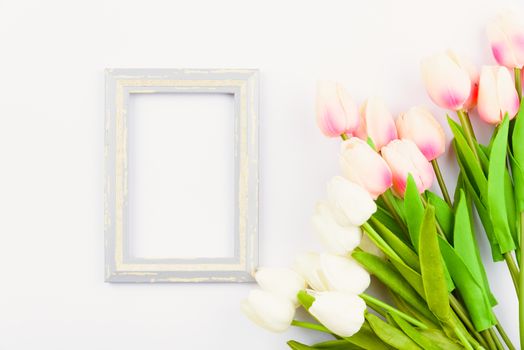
[488,328,504,350]
[457,109,480,163]
[454,324,475,350]
[340,133,349,141]
[291,320,330,334]
[431,159,452,207]
[481,329,497,350]
[449,295,489,349]
[380,191,409,237]
[515,68,522,101]
[495,316,516,350]
[504,252,520,295]
[361,222,401,261]
[360,293,428,330]
[520,211,524,350]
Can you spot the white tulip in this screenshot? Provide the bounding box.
[309,291,366,337]
[294,253,371,294]
[327,176,377,226]
[294,252,328,291]
[312,200,363,255]
[255,267,306,305]
[241,289,295,332]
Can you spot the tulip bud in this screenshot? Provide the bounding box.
[241,289,295,332]
[312,200,362,256]
[487,11,524,69]
[354,97,397,150]
[254,268,306,305]
[327,176,377,226]
[316,81,360,137]
[421,52,472,110]
[339,137,392,198]
[308,291,366,337]
[396,106,446,161]
[294,253,371,294]
[381,139,434,196]
[446,50,479,110]
[477,66,520,124]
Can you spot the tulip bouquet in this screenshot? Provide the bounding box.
[242,11,524,350]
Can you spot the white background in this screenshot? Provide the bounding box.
[0,0,521,349]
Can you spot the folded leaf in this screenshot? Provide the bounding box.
[439,238,497,331]
[419,329,464,350]
[389,313,443,350]
[487,116,516,253]
[454,140,503,261]
[419,205,451,323]
[454,191,497,307]
[352,251,437,323]
[366,313,422,350]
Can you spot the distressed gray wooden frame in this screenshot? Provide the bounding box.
[104,69,259,283]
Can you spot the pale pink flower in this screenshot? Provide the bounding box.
[339,137,392,198]
[477,66,520,124]
[487,11,524,69]
[316,81,360,137]
[421,52,472,111]
[396,106,446,161]
[354,97,397,150]
[381,139,434,196]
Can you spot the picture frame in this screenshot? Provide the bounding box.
[104,68,259,283]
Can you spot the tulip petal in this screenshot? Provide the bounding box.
[327,176,377,226]
[255,267,306,305]
[340,138,392,198]
[294,252,328,291]
[496,66,520,119]
[421,53,471,110]
[241,290,295,332]
[309,292,366,337]
[320,254,371,294]
[312,201,363,255]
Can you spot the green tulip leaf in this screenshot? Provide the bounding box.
[404,174,425,251]
[454,139,503,261]
[426,191,454,241]
[311,339,364,349]
[366,313,422,350]
[372,207,406,241]
[487,115,516,253]
[448,117,487,197]
[389,313,443,350]
[454,191,497,307]
[439,238,497,331]
[419,329,464,350]
[418,205,451,323]
[344,322,392,350]
[297,290,314,310]
[512,100,524,212]
[370,217,420,272]
[352,251,437,323]
[287,340,316,350]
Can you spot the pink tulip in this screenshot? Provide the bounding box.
[381,139,434,196]
[396,106,446,161]
[487,12,524,69]
[421,52,472,111]
[354,97,397,151]
[339,137,392,199]
[316,81,360,137]
[446,51,479,110]
[477,66,520,125]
